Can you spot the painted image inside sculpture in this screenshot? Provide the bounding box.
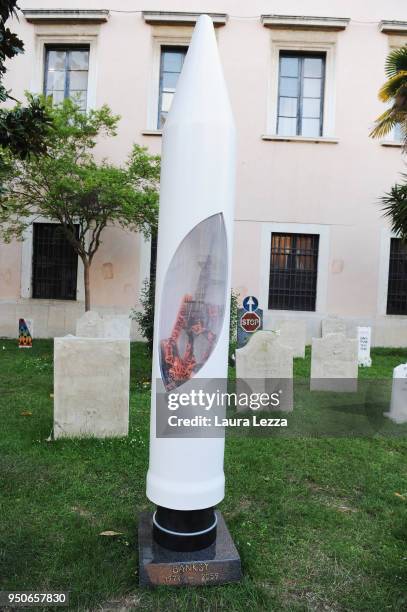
[159,214,227,390]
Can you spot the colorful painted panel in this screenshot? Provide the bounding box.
[18,318,33,348]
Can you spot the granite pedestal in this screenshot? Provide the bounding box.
[138,511,241,587]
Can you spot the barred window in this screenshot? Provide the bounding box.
[387,238,407,315]
[44,46,89,110]
[32,223,78,301]
[158,46,187,128]
[269,233,319,311]
[277,52,325,138]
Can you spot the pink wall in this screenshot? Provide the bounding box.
[2,1,407,341]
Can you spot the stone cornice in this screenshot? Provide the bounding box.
[261,15,350,31]
[142,12,227,27]
[23,9,110,24]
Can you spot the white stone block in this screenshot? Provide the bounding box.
[270,319,306,358]
[54,337,130,438]
[384,363,407,424]
[322,317,346,337]
[357,326,372,367]
[236,330,293,411]
[311,333,358,392]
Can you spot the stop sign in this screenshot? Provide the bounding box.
[240,311,260,333]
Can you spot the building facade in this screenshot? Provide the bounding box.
[1,0,407,344]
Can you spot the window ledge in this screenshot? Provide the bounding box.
[142,12,227,27]
[23,9,109,23]
[142,129,163,136]
[379,20,407,34]
[380,140,403,147]
[265,309,320,315]
[262,134,339,144]
[261,15,349,31]
[20,298,83,304]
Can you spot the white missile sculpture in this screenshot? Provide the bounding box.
[146,14,236,551]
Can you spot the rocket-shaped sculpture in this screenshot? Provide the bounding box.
[146,14,236,552]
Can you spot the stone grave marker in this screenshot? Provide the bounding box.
[384,363,407,424]
[54,336,130,438]
[235,330,293,411]
[311,333,358,392]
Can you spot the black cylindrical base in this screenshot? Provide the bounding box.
[152,506,217,552]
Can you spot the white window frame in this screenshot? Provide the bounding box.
[21,218,85,302]
[266,39,337,139]
[31,32,98,110]
[380,35,407,147]
[260,222,330,314]
[23,28,99,301]
[146,34,191,131]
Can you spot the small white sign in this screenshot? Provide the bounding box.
[357,326,371,367]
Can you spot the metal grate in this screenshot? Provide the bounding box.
[268,232,319,311]
[32,223,78,300]
[387,238,407,314]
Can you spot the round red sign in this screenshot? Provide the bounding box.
[240,311,260,333]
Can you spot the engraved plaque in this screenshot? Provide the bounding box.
[138,512,241,587]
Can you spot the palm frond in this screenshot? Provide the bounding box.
[385,45,407,77]
[381,176,407,239]
[370,107,400,139]
[378,72,407,102]
[372,46,407,147]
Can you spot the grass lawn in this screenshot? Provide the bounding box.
[0,340,406,611]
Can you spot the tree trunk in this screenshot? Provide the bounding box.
[83,259,91,311]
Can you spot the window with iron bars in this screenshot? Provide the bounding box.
[32,223,78,300]
[387,238,407,315]
[269,232,319,311]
